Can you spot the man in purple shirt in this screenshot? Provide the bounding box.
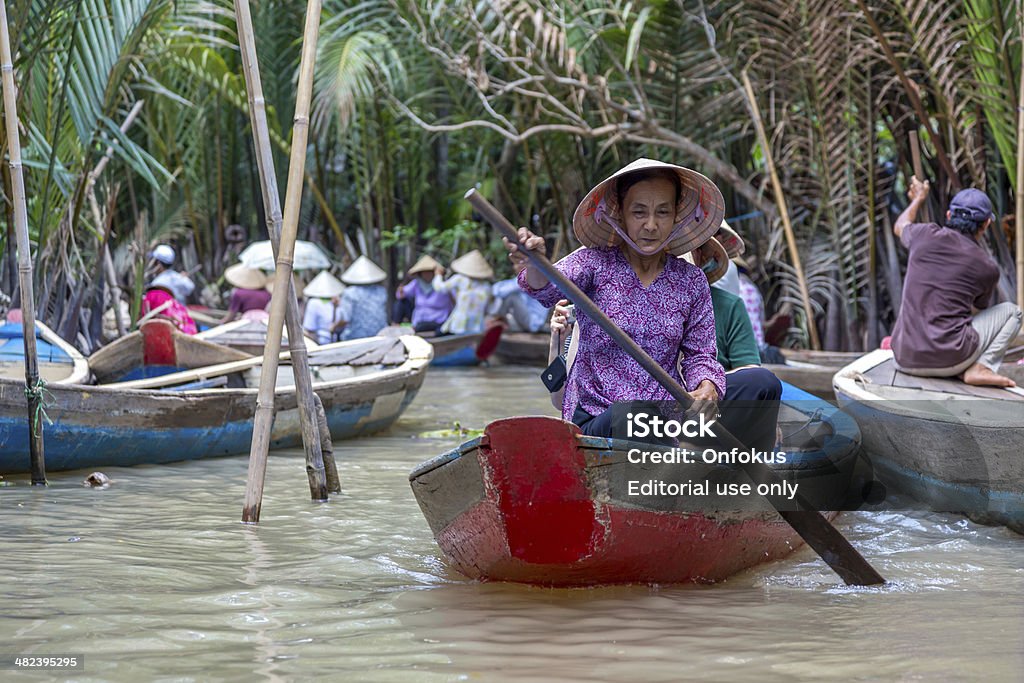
[892,178,1022,387]
[506,158,726,441]
[397,254,454,333]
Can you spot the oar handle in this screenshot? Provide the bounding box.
[466,189,696,411]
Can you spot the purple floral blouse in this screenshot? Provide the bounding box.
[519,246,725,421]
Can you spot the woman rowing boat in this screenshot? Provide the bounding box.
[505,158,725,439]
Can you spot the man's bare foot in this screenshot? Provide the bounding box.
[961,363,1017,388]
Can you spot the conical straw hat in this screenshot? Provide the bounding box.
[451,249,494,280]
[302,271,345,298]
[681,236,729,285]
[572,158,724,256]
[406,254,442,276]
[715,220,746,259]
[341,255,387,285]
[225,263,268,290]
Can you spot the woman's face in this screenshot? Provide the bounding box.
[621,177,677,253]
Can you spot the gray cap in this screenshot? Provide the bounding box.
[948,188,994,222]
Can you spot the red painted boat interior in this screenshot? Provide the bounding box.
[142,320,178,367]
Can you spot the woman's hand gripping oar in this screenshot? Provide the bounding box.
[466,188,885,587]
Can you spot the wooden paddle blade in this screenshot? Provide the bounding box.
[780,511,885,585]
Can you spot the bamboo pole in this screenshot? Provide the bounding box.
[1016,22,1024,311]
[234,0,337,504]
[908,131,930,224]
[241,0,326,523]
[0,0,45,483]
[741,70,821,350]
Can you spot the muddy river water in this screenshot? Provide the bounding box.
[1,367,1021,681]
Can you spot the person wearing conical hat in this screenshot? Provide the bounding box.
[686,237,782,452]
[300,270,345,345]
[396,254,454,333]
[219,263,272,324]
[432,249,494,335]
[331,255,388,342]
[504,158,729,444]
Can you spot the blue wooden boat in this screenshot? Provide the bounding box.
[429,324,503,367]
[834,349,1024,533]
[0,333,432,474]
[0,321,89,385]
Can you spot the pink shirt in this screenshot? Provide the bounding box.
[519,247,725,421]
[142,289,198,335]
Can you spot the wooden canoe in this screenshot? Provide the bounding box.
[834,349,1024,534]
[194,318,317,358]
[493,331,549,366]
[90,319,253,383]
[410,382,860,586]
[0,320,89,385]
[0,335,432,474]
[763,349,862,402]
[381,323,504,367]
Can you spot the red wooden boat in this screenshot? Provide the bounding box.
[410,385,859,586]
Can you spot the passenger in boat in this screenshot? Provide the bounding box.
[433,250,493,335]
[543,237,783,451]
[146,244,195,304]
[506,158,725,441]
[302,271,345,345]
[489,277,550,333]
[396,254,454,333]
[219,264,271,324]
[334,255,388,341]
[141,279,198,335]
[892,178,1023,387]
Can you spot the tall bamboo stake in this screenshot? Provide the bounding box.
[0,0,45,483]
[741,70,821,350]
[1016,17,1024,311]
[234,0,337,499]
[242,0,326,523]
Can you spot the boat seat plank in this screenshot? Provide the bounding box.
[309,339,393,366]
[861,359,898,387]
[160,375,229,392]
[890,370,1024,401]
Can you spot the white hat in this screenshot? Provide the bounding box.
[151,244,175,265]
[225,263,268,290]
[302,271,345,298]
[572,158,724,256]
[407,254,442,276]
[341,255,387,285]
[451,250,494,280]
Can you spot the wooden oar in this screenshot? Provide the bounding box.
[908,131,930,223]
[466,189,885,587]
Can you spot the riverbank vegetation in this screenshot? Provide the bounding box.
[1,0,1021,352]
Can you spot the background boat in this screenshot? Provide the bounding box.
[90,319,253,383]
[409,382,860,586]
[195,317,317,358]
[834,349,1024,533]
[492,331,549,366]
[0,335,432,474]
[0,320,89,385]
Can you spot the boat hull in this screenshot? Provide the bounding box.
[834,349,1024,534]
[0,337,431,474]
[411,391,858,586]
